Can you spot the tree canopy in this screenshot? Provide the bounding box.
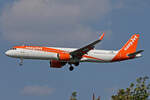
[112,76,150,100]
[70,91,77,100]
[69,76,150,100]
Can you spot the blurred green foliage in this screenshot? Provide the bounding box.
[70,91,77,100]
[112,76,150,100]
[69,76,150,100]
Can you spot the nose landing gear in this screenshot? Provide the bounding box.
[19,58,23,66]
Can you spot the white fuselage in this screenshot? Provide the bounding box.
[5,47,118,63]
[5,33,143,71]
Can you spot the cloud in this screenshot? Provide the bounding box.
[21,85,54,96]
[1,0,112,46]
[113,0,150,9]
[112,0,124,9]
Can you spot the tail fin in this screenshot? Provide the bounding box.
[112,34,140,61]
[120,34,140,54]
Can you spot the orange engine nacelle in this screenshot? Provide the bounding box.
[50,60,66,68]
[57,53,71,61]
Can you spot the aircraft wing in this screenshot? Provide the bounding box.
[70,32,105,59]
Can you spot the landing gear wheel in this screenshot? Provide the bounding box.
[19,58,23,66]
[69,66,74,71]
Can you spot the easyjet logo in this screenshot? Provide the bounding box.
[124,35,138,51]
[25,47,42,50]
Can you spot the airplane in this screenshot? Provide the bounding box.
[5,33,144,71]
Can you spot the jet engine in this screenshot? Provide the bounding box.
[50,60,66,68]
[57,53,72,61]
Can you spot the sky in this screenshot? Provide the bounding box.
[0,0,149,100]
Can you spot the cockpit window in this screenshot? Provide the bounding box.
[10,48,17,50]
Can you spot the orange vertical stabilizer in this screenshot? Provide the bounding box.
[112,33,140,61]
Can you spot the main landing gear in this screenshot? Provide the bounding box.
[19,58,23,66]
[69,65,74,71]
[68,63,74,71]
[68,62,79,71]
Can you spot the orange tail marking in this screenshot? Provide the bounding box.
[112,34,140,61]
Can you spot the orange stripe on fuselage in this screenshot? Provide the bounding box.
[13,46,105,61]
[13,46,68,54]
[83,55,105,61]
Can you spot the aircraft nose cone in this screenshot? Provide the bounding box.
[5,50,10,56]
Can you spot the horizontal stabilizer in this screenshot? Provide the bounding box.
[128,50,144,57]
